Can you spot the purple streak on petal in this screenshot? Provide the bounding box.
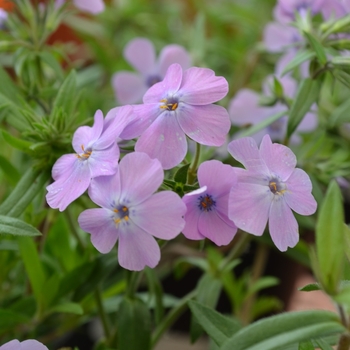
[269,198,299,251]
[263,22,295,52]
[73,0,105,14]
[132,191,186,240]
[135,112,188,169]
[72,110,104,153]
[158,44,192,77]
[120,103,161,140]
[89,173,121,209]
[198,210,237,246]
[229,182,272,236]
[88,144,119,178]
[78,208,118,254]
[143,63,183,103]
[46,162,91,211]
[284,168,317,215]
[124,38,156,75]
[259,134,297,181]
[111,71,146,104]
[51,154,77,181]
[198,160,237,197]
[182,188,207,240]
[119,152,163,204]
[177,104,230,146]
[180,67,228,105]
[118,222,160,270]
[228,137,268,174]
[0,340,21,350]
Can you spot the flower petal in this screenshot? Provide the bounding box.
[72,110,104,153]
[51,154,77,181]
[143,63,183,103]
[259,134,297,181]
[120,103,161,140]
[135,112,188,169]
[111,71,147,104]
[119,152,164,204]
[88,144,119,178]
[284,168,317,215]
[177,104,230,146]
[0,340,21,350]
[197,160,237,197]
[158,44,192,77]
[229,182,272,236]
[73,0,105,14]
[131,191,186,240]
[118,222,160,271]
[89,173,121,208]
[180,67,228,105]
[228,137,269,174]
[198,210,237,246]
[124,38,156,75]
[269,197,299,251]
[78,208,118,254]
[263,22,295,52]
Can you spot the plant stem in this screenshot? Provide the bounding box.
[151,290,197,348]
[187,142,201,184]
[94,287,111,342]
[337,305,350,350]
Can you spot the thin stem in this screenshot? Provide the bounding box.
[151,290,197,348]
[64,209,85,252]
[94,287,112,342]
[187,143,201,185]
[126,270,142,298]
[337,305,350,350]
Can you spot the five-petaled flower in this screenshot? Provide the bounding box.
[121,63,230,169]
[228,134,317,251]
[182,160,238,246]
[78,152,186,271]
[46,107,133,211]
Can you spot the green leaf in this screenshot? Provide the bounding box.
[333,69,350,89]
[117,298,152,350]
[174,163,191,184]
[189,300,241,346]
[0,155,20,185]
[281,50,316,76]
[304,32,327,65]
[247,276,279,296]
[239,110,286,138]
[298,283,321,292]
[316,180,344,294]
[331,56,350,68]
[49,302,83,315]
[299,340,314,350]
[38,51,64,80]
[221,310,344,350]
[329,98,350,126]
[1,129,33,153]
[314,338,336,350]
[18,236,46,305]
[0,309,29,331]
[145,267,164,326]
[287,78,320,137]
[0,215,41,236]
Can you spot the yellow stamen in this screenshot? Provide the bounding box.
[114,218,121,224]
[124,216,129,221]
[113,209,119,213]
[122,206,128,212]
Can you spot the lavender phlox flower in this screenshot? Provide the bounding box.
[320,0,350,20]
[0,340,48,350]
[78,152,186,271]
[46,107,133,211]
[121,63,230,169]
[55,0,105,14]
[228,134,317,251]
[112,38,191,104]
[0,9,7,28]
[182,160,238,245]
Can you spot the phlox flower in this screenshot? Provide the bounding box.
[121,63,230,169]
[112,38,191,104]
[46,107,133,211]
[78,152,186,271]
[0,339,48,350]
[182,160,238,246]
[228,134,317,251]
[55,0,105,14]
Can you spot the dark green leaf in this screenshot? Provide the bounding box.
[174,163,191,184]
[0,309,29,331]
[145,267,164,326]
[189,300,241,346]
[0,155,20,185]
[299,340,314,350]
[298,283,321,292]
[0,215,41,236]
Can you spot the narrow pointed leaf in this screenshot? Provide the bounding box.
[0,215,41,236]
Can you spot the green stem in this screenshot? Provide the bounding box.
[126,270,143,298]
[94,287,112,342]
[151,290,197,348]
[187,143,201,185]
[64,209,85,252]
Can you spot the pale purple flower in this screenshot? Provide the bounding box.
[228,134,317,251]
[55,0,105,14]
[320,0,350,19]
[0,340,48,350]
[0,9,7,28]
[78,152,186,271]
[46,107,133,211]
[182,160,238,246]
[112,38,191,104]
[121,63,230,169]
[229,75,317,144]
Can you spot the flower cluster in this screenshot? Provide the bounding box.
[47,39,318,270]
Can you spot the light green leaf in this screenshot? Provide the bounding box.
[287,78,320,137]
[298,283,321,292]
[0,215,41,236]
[304,32,327,65]
[221,310,344,350]
[281,50,316,76]
[316,180,344,294]
[189,300,241,347]
[1,129,33,153]
[49,302,83,315]
[299,340,314,350]
[329,98,350,126]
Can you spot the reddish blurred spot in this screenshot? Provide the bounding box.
[0,0,15,11]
